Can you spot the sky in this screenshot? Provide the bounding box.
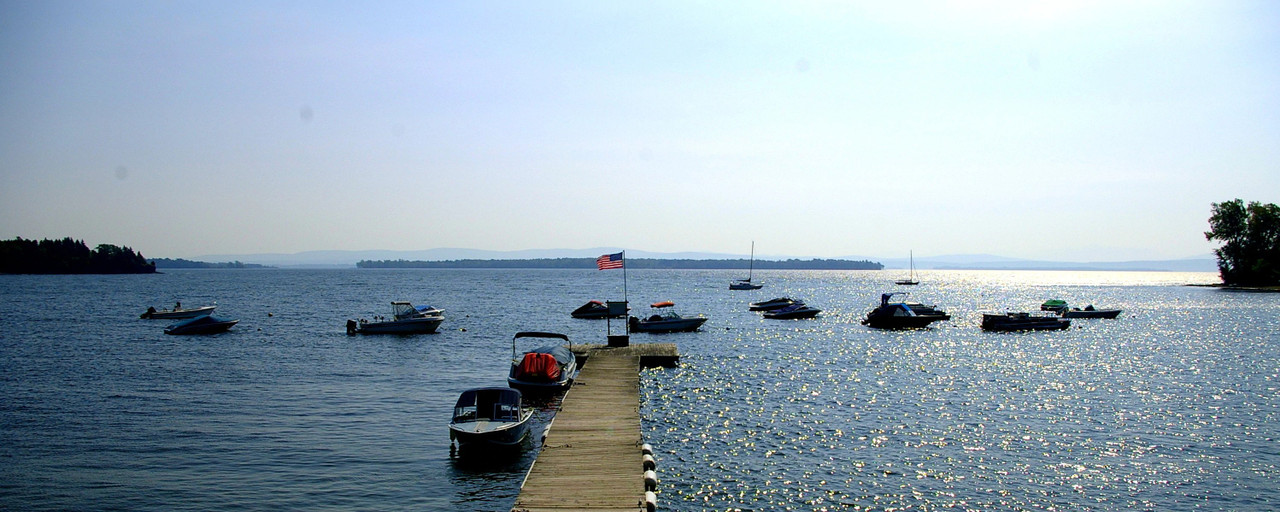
[2,1,1277,261]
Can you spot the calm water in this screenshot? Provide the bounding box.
[1,269,1276,511]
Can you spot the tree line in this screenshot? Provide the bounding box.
[151,258,269,269]
[357,257,884,270]
[0,237,156,274]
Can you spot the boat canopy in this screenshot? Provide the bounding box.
[651,301,675,308]
[511,332,573,358]
[391,301,424,319]
[881,292,908,306]
[513,331,570,342]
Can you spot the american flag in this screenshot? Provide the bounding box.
[596,252,624,270]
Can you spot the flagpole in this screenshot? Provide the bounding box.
[622,250,628,307]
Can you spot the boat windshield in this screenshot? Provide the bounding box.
[453,388,522,422]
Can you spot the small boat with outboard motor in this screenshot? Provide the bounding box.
[629,301,708,333]
[570,300,626,319]
[346,301,444,335]
[981,312,1070,331]
[862,292,950,329]
[762,302,821,319]
[749,297,798,311]
[141,303,216,319]
[1060,305,1122,319]
[164,314,239,335]
[449,387,533,449]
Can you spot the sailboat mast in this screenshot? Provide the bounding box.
[748,241,754,280]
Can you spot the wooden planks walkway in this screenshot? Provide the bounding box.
[512,344,674,512]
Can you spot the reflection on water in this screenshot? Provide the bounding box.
[641,271,1277,511]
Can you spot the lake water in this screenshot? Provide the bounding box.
[1,269,1276,511]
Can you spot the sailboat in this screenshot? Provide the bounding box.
[730,242,764,290]
[895,251,919,285]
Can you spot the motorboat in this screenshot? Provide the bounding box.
[729,241,764,290]
[1061,305,1122,319]
[762,302,821,319]
[346,301,444,335]
[749,297,798,311]
[1040,299,1068,312]
[164,314,238,335]
[448,387,533,449]
[141,304,216,319]
[981,312,1070,331]
[507,332,576,393]
[629,301,708,333]
[862,292,950,329]
[570,300,625,319]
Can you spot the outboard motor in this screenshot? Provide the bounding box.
[346,319,358,335]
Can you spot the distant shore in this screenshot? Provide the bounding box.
[356,257,884,270]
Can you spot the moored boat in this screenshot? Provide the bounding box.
[1040,299,1068,312]
[749,297,798,311]
[141,304,216,319]
[164,314,238,335]
[729,241,764,290]
[981,312,1070,331]
[507,332,576,393]
[448,387,533,449]
[862,292,950,329]
[629,301,707,333]
[1061,306,1122,319]
[762,302,821,319]
[570,300,626,319]
[346,301,444,335]
[895,251,920,285]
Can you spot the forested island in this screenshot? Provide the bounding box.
[0,237,156,274]
[357,257,883,270]
[151,258,269,269]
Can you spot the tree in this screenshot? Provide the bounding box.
[1205,199,1280,286]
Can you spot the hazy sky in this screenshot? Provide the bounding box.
[2,1,1276,260]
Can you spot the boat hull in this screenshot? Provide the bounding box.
[862,313,950,329]
[1061,309,1122,319]
[449,416,532,448]
[350,317,443,334]
[763,307,821,319]
[730,281,763,290]
[630,316,707,333]
[142,306,216,319]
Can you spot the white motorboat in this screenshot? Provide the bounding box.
[449,387,533,449]
[629,301,708,333]
[346,301,444,335]
[141,304,216,319]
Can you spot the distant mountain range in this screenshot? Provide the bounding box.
[190,248,1218,272]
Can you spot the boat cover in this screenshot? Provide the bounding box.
[517,352,562,382]
[526,345,573,364]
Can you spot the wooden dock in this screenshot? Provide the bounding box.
[512,343,676,512]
